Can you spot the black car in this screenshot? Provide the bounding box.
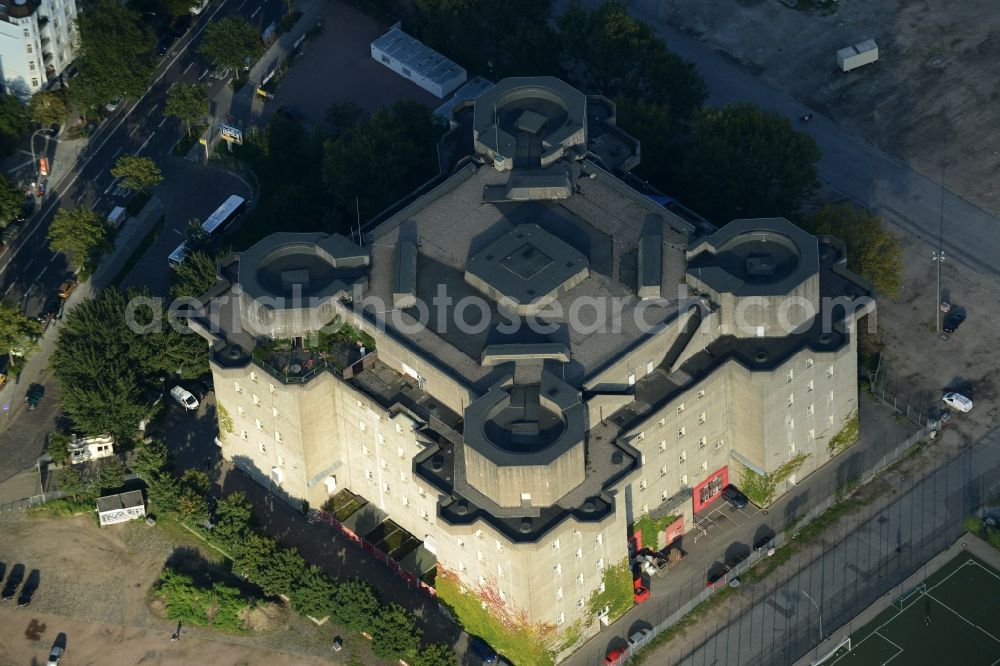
[1,223,21,244]
[25,384,44,410]
[943,310,966,334]
[721,484,749,509]
[37,296,64,324]
[706,564,731,588]
[193,377,213,400]
[156,37,176,57]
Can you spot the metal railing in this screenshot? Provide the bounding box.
[0,491,66,513]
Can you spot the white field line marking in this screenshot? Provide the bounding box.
[137,133,155,154]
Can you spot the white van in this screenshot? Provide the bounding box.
[942,392,973,412]
[107,206,127,228]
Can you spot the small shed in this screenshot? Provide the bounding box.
[96,490,146,526]
[371,27,467,98]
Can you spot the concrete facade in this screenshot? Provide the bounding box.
[187,77,873,645]
[0,0,77,98]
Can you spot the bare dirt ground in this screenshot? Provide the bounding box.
[0,513,364,666]
[652,0,1000,215]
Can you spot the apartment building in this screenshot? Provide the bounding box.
[186,76,873,642]
[0,0,77,98]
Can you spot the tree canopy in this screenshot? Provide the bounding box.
[371,603,422,661]
[51,288,205,439]
[801,203,904,299]
[28,92,68,127]
[72,0,156,111]
[558,1,706,123]
[198,16,261,74]
[322,101,445,223]
[0,174,23,228]
[47,207,111,274]
[0,95,29,156]
[289,565,337,619]
[165,83,210,136]
[112,155,163,193]
[412,0,559,79]
[330,579,380,633]
[0,300,42,358]
[414,643,458,666]
[673,103,821,224]
[170,249,221,301]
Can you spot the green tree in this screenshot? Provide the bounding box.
[414,643,458,666]
[231,531,278,581]
[28,92,68,127]
[801,203,904,299]
[162,0,199,18]
[51,288,205,439]
[412,0,558,79]
[0,301,42,356]
[112,155,163,193]
[558,1,706,123]
[97,457,126,492]
[57,465,87,501]
[165,83,209,136]
[176,469,211,521]
[322,101,445,222]
[673,103,821,224]
[616,98,675,188]
[371,603,422,660]
[330,579,380,633]
[213,491,254,548]
[0,95,29,156]
[72,0,156,111]
[289,565,337,618]
[198,16,261,74]
[47,207,111,274]
[252,546,306,597]
[0,173,25,228]
[170,249,220,300]
[133,440,180,512]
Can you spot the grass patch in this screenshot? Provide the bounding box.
[435,571,555,666]
[111,215,165,287]
[629,514,679,550]
[27,497,94,519]
[587,558,634,622]
[965,516,1000,551]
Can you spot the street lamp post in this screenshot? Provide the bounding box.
[932,249,946,332]
[30,127,54,190]
[801,590,824,642]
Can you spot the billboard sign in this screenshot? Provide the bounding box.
[219,123,243,145]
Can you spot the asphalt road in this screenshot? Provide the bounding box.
[0,0,286,319]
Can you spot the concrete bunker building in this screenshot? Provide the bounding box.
[188,76,874,641]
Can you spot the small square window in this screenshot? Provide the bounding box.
[639,478,647,490]
[806,358,814,368]
[397,446,405,458]
[250,371,257,382]
[716,440,725,450]
[657,417,665,428]
[679,450,686,462]
[252,394,260,406]
[399,470,407,482]
[677,427,686,438]
[557,612,565,625]
[786,369,794,383]
[807,403,815,416]
[788,394,794,407]
[240,430,248,439]
[635,431,646,442]
[596,558,604,571]
[698,389,706,398]
[659,465,667,477]
[699,436,707,448]
[555,587,563,600]
[258,441,266,453]
[827,366,835,378]
[576,573,585,584]
[677,403,685,414]
[269,383,276,394]
[680,474,688,486]
[700,460,708,471]
[234,381,242,393]
[554,563,562,575]
[552,539,560,550]
[575,548,583,559]
[274,431,282,444]
[658,440,666,452]
[358,421,367,431]
[808,429,816,441]
[383,482,390,493]
[255,419,263,431]
[237,405,245,416]
[698,412,706,424]
[362,444,370,456]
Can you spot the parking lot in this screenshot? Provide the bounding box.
[693,497,767,546]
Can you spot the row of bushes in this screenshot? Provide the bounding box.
[134,441,455,665]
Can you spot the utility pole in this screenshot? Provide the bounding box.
[932,249,945,332]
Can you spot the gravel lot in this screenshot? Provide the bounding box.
[0,512,379,665]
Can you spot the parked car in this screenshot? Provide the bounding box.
[942,391,973,413]
[105,96,123,113]
[37,296,65,324]
[468,636,498,664]
[58,278,78,299]
[722,484,749,509]
[943,310,966,333]
[604,645,627,664]
[706,564,731,588]
[170,385,199,411]
[627,627,652,648]
[25,384,44,410]
[193,377,213,400]
[46,646,64,666]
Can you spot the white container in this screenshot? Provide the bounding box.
[837,39,879,72]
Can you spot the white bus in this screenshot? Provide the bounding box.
[168,195,246,268]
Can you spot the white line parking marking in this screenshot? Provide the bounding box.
[3,283,13,296]
[129,125,140,137]
[50,253,59,263]
[137,133,155,154]
[158,117,168,128]
[250,5,261,17]
[90,199,101,211]
[183,62,194,75]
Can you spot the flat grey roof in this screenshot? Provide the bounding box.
[366,160,689,388]
[371,27,466,87]
[96,490,145,513]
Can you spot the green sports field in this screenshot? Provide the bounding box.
[825,551,1000,665]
